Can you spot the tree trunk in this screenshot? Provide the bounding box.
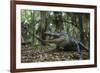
[54,12,63,32]
[78,13,84,44]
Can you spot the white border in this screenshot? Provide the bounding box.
[16,5,95,69]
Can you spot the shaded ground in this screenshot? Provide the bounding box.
[21,45,89,63]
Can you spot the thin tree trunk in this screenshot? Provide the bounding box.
[78,13,84,44]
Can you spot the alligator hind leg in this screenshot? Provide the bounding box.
[76,44,82,60]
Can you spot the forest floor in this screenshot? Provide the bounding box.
[21,45,89,63]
